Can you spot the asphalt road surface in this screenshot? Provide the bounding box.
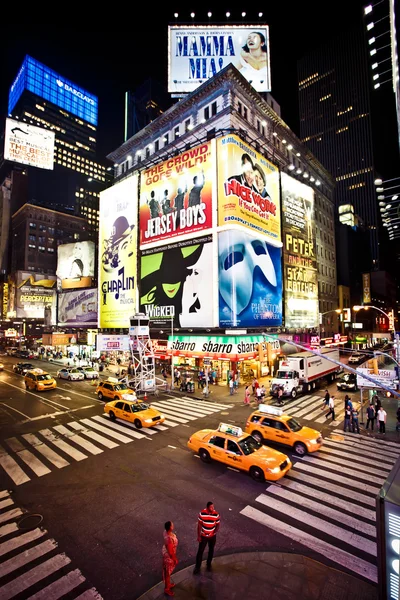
[0,356,397,599]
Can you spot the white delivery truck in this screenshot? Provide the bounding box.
[270,348,341,399]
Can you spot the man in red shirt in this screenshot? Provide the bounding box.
[193,501,221,574]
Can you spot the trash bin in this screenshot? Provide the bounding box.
[99,364,104,372]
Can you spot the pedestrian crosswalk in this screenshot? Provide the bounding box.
[0,397,232,488]
[240,432,400,583]
[0,490,102,599]
[270,394,352,426]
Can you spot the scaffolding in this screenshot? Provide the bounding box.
[129,314,156,393]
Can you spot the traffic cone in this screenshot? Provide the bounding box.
[144,391,148,401]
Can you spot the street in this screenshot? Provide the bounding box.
[0,356,399,598]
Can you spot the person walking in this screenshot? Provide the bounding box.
[229,377,234,396]
[343,403,352,432]
[377,406,387,434]
[366,403,376,431]
[344,395,353,411]
[321,389,330,410]
[162,521,178,596]
[244,385,251,405]
[193,501,220,574]
[277,385,284,406]
[351,405,360,434]
[255,384,262,405]
[325,395,335,421]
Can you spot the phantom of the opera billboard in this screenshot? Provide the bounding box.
[4,118,55,170]
[15,271,56,323]
[99,176,137,328]
[218,229,282,328]
[168,26,271,94]
[140,142,213,247]
[58,288,98,328]
[217,135,280,241]
[281,173,318,328]
[56,241,95,290]
[140,235,214,329]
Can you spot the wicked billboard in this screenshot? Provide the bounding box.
[281,173,318,329]
[140,235,214,328]
[139,142,213,246]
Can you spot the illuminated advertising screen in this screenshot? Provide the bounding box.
[8,55,98,126]
[168,26,271,94]
[99,176,137,328]
[281,173,318,329]
[218,229,282,328]
[56,241,95,290]
[97,334,130,352]
[58,288,98,328]
[139,142,213,246]
[140,235,214,328]
[4,118,55,170]
[217,135,280,241]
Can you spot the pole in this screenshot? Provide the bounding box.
[171,315,174,390]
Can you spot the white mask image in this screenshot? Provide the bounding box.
[218,229,277,315]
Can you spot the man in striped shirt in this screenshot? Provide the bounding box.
[193,501,221,574]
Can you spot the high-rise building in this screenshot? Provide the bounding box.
[124,78,171,141]
[297,23,380,267]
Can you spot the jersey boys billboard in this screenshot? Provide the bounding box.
[99,176,137,328]
[281,173,318,329]
[168,26,271,94]
[217,135,280,241]
[139,142,213,246]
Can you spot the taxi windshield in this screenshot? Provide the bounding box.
[276,371,294,379]
[114,384,128,391]
[238,435,261,455]
[37,374,53,381]
[286,417,303,432]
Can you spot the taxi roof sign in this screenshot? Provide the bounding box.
[31,368,44,374]
[218,423,243,437]
[258,404,284,417]
[107,377,119,384]
[122,393,136,401]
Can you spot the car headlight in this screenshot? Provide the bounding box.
[309,439,318,444]
[160,414,165,419]
[144,419,152,423]
[267,466,281,474]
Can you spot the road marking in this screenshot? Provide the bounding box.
[0,538,57,578]
[74,587,104,599]
[168,445,176,449]
[333,429,400,448]
[148,406,189,423]
[157,399,216,417]
[53,425,103,455]
[0,498,13,510]
[301,455,385,486]
[0,380,65,412]
[67,422,119,449]
[323,439,396,464]
[0,528,45,558]
[97,416,147,439]
[0,452,31,486]
[0,403,30,418]
[294,462,381,494]
[153,424,168,431]
[38,429,87,462]
[0,522,18,538]
[318,444,392,470]
[240,505,377,582]
[4,438,51,477]
[309,451,386,478]
[0,508,23,525]
[162,420,178,427]
[287,470,376,506]
[150,401,197,421]
[328,434,400,457]
[80,418,132,444]
[0,491,9,499]
[27,568,86,600]
[22,434,70,469]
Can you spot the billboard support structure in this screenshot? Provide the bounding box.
[128,314,156,394]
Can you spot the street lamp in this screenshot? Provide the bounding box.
[353,305,395,335]
[319,309,342,342]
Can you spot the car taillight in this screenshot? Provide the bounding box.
[189,437,192,443]
[246,421,250,427]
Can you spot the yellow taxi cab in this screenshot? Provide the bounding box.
[104,395,165,429]
[96,377,136,401]
[245,404,323,456]
[24,368,57,392]
[187,422,291,482]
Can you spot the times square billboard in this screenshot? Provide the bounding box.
[168,26,271,94]
[56,241,95,290]
[4,118,55,170]
[8,55,98,126]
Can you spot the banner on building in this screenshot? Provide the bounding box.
[58,288,98,327]
[99,176,138,328]
[140,235,214,328]
[56,241,95,290]
[15,271,56,323]
[218,229,282,328]
[168,333,278,360]
[217,135,280,241]
[97,334,130,352]
[362,273,371,304]
[4,118,55,170]
[139,142,213,246]
[281,173,318,328]
[168,25,271,94]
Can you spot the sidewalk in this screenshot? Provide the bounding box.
[136,551,377,600]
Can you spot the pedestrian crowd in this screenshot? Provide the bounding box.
[243,378,266,405]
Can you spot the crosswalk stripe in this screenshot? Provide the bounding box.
[39,429,87,462]
[333,429,400,448]
[264,486,376,537]
[294,462,381,495]
[309,451,387,478]
[26,568,86,600]
[53,426,103,455]
[74,588,104,599]
[150,402,197,420]
[0,498,13,510]
[176,397,231,412]
[4,438,50,477]
[328,434,400,457]
[1,449,32,485]
[0,508,23,525]
[315,409,344,424]
[272,395,312,410]
[290,397,323,417]
[158,399,215,416]
[163,420,178,427]
[0,528,45,558]
[318,445,392,471]
[0,492,9,500]
[181,396,233,410]
[95,416,146,439]
[323,439,396,464]
[301,455,385,486]
[303,404,335,421]
[287,470,376,506]
[66,422,118,449]
[22,434,70,469]
[278,479,376,521]
[240,505,377,582]
[80,418,132,444]
[0,553,71,600]
[0,523,18,538]
[153,424,168,431]
[0,538,57,578]
[147,406,189,423]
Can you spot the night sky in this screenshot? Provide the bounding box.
[1,1,397,173]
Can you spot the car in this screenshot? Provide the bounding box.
[0,363,4,371]
[245,404,323,456]
[13,362,35,375]
[336,372,358,392]
[24,369,57,391]
[16,350,33,359]
[96,378,136,401]
[6,347,18,356]
[104,396,165,429]
[348,353,365,365]
[57,367,85,381]
[77,366,99,379]
[187,422,292,483]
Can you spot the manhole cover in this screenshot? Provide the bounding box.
[17,514,43,531]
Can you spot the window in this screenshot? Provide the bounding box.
[237,101,243,114]
[39,225,46,232]
[47,248,55,253]
[29,235,36,242]
[29,222,36,229]
[48,238,54,244]
[38,236,45,244]
[227,440,241,454]
[261,418,276,428]
[28,244,36,249]
[185,119,191,133]
[163,133,169,145]
[38,246,45,252]
[48,227,55,235]
[204,106,210,121]
[115,401,124,409]
[208,435,225,449]
[211,101,217,116]
[243,106,248,120]
[154,140,159,152]
[174,126,180,140]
